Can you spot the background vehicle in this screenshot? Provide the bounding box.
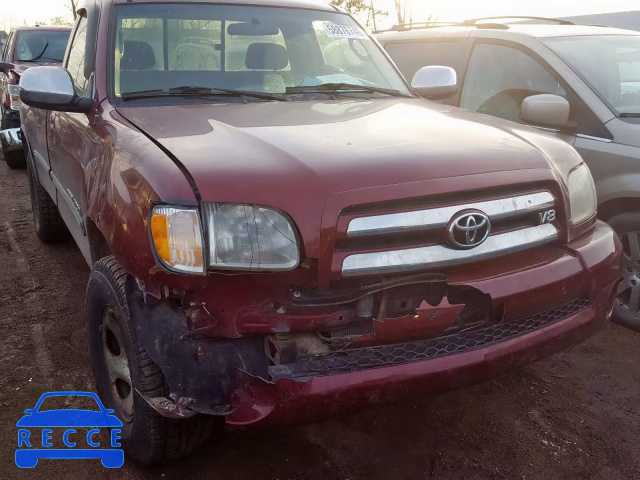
[378,17,640,330]
[0,25,71,168]
[0,31,7,53]
[15,0,620,465]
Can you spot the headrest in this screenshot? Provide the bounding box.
[121,40,156,70]
[245,43,288,70]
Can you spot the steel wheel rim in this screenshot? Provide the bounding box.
[102,308,134,421]
[615,231,640,318]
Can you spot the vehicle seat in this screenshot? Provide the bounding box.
[121,40,156,70]
[119,40,157,95]
[244,43,289,93]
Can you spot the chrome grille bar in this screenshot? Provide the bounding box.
[347,191,554,237]
[342,224,558,277]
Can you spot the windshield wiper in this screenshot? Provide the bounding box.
[619,112,640,118]
[121,85,284,102]
[21,42,50,63]
[286,83,412,97]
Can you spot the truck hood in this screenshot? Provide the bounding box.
[117,98,559,202]
[117,98,576,257]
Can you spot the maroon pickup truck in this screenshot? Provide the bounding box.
[9,0,621,466]
[0,25,71,168]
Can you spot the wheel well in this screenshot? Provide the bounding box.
[86,218,113,265]
[598,198,640,223]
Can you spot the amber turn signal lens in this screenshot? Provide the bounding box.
[149,206,205,275]
[150,214,170,262]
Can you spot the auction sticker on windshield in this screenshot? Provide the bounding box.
[323,23,367,39]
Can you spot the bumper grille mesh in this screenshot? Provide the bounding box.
[298,297,593,374]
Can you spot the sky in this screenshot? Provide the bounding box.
[2,0,639,31]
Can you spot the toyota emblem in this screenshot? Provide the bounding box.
[447,211,491,249]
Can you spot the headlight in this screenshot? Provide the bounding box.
[150,206,205,275]
[567,163,597,225]
[8,84,21,110]
[204,203,299,271]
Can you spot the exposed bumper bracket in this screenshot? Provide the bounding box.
[136,390,199,419]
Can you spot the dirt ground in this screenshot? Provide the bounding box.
[1,159,639,480]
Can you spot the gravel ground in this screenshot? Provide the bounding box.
[1,158,639,480]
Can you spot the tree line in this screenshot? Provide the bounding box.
[331,0,423,30]
[9,1,425,32]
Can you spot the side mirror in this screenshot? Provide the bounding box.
[19,66,91,113]
[520,94,570,128]
[411,66,458,99]
[23,409,34,414]
[0,62,14,74]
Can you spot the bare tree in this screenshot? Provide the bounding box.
[331,0,387,30]
[50,16,75,26]
[395,0,418,24]
[394,0,406,24]
[67,0,79,21]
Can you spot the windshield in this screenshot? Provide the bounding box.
[15,30,70,62]
[111,3,410,101]
[543,35,640,116]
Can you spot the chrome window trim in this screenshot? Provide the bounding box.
[342,223,558,277]
[575,134,613,143]
[347,191,554,237]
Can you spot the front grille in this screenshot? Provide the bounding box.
[296,297,592,375]
[339,190,560,277]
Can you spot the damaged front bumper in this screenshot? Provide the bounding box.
[131,221,621,427]
[228,289,612,427]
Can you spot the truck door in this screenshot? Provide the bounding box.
[47,13,95,264]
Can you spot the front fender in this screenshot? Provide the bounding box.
[88,106,204,289]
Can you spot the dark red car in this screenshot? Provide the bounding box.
[8,0,622,466]
[0,25,71,168]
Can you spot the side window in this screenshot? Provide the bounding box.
[461,43,566,123]
[66,17,89,95]
[385,41,464,82]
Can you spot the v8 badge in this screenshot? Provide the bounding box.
[539,209,556,224]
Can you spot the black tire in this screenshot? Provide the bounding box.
[607,212,640,331]
[4,148,26,169]
[0,115,26,169]
[26,156,68,243]
[86,256,222,465]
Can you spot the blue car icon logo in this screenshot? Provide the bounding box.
[16,391,124,468]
